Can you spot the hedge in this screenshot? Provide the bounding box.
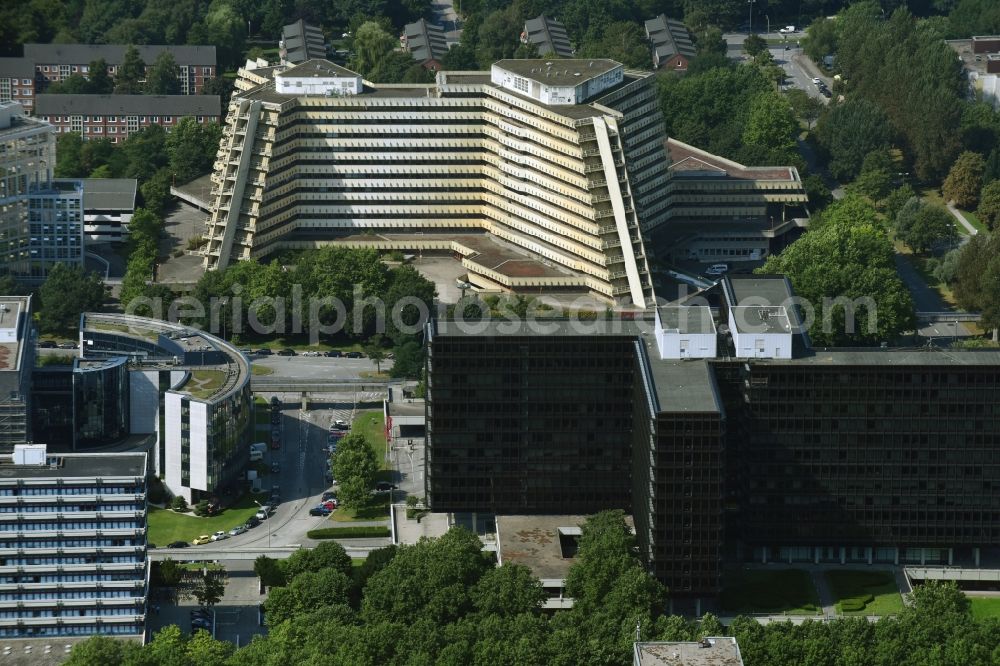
[307,526,391,539]
[839,594,875,612]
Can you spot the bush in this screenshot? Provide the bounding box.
[306,526,390,539]
[170,495,189,512]
[839,594,875,612]
[193,500,210,516]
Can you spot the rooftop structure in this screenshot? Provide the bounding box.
[521,15,574,58]
[402,19,449,68]
[644,15,697,71]
[490,59,624,104]
[634,638,745,666]
[280,19,326,65]
[946,37,1000,110]
[204,59,669,308]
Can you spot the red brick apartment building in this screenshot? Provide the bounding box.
[34,95,220,143]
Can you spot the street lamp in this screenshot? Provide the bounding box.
[748,0,756,34]
[253,500,271,548]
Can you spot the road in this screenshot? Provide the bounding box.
[250,354,379,379]
[430,0,461,44]
[724,32,829,105]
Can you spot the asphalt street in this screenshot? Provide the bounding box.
[250,354,378,379]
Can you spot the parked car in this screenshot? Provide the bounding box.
[270,396,281,406]
[271,413,281,425]
[167,540,190,548]
[277,348,296,356]
[811,77,821,85]
[192,535,212,545]
[322,491,337,502]
[254,510,269,521]
[704,263,729,277]
[821,88,832,98]
[38,340,57,348]
[333,420,349,430]
[375,481,398,492]
[229,524,248,536]
[301,350,320,357]
[324,350,342,357]
[57,342,77,349]
[245,516,261,529]
[345,351,363,358]
[322,499,338,510]
[271,462,280,473]
[255,348,272,356]
[779,25,796,33]
[240,348,253,355]
[211,530,229,542]
[309,506,332,516]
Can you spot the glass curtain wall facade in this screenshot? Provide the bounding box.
[73,358,129,449]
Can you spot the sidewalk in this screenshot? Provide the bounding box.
[946,202,979,236]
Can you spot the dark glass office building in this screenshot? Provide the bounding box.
[426,278,1000,603]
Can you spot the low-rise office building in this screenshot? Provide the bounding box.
[427,276,1000,603]
[56,178,137,243]
[79,313,252,504]
[634,638,745,666]
[23,44,217,95]
[35,95,220,143]
[402,19,448,70]
[280,20,327,65]
[0,445,148,639]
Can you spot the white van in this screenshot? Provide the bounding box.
[249,449,263,462]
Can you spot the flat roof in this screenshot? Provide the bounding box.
[782,348,1000,367]
[726,275,795,308]
[731,305,791,335]
[658,306,715,334]
[494,59,622,87]
[0,297,30,374]
[0,636,143,666]
[0,452,146,480]
[35,94,220,117]
[67,178,136,210]
[496,514,633,581]
[387,401,425,417]
[667,138,800,182]
[635,638,744,666]
[643,343,722,414]
[280,59,359,79]
[432,318,647,338]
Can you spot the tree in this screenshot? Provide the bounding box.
[254,555,286,588]
[942,151,986,210]
[978,179,1000,230]
[331,432,379,508]
[902,204,957,254]
[759,194,915,346]
[384,264,436,346]
[349,21,397,80]
[191,571,226,609]
[356,545,397,588]
[577,21,651,70]
[64,635,139,665]
[953,231,1000,336]
[364,335,387,373]
[882,183,917,221]
[742,92,799,155]
[87,58,114,94]
[54,132,85,177]
[803,16,838,63]
[46,74,91,93]
[442,43,479,70]
[38,264,107,334]
[265,569,353,625]
[282,541,353,581]
[471,563,546,616]
[785,88,823,129]
[115,44,146,94]
[815,98,893,181]
[853,149,895,203]
[475,9,520,68]
[167,117,222,184]
[389,339,423,379]
[185,628,235,666]
[743,33,767,59]
[157,558,182,588]
[146,51,181,94]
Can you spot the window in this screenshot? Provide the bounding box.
[21,79,30,85]
[202,67,212,75]
[42,66,49,72]
[108,127,116,134]
[93,127,102,133]
[72,66,78,72]
[197,116,204,122]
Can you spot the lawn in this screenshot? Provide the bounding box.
[825,570,904,616]
[147,495,263,546]
[718,569,821,615]
[353,411,389,470]
[959,208,988,234]
[251,364,274,376]
[330,493,390,522]
[237,333,364,353]
[185,369,227,399]
[970,597,1000,620]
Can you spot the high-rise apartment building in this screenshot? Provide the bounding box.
[426,276,1000,603]
[204,58,669,307]
[0,446,148,639]
[0,296,33,452]
[0,102,83,281]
